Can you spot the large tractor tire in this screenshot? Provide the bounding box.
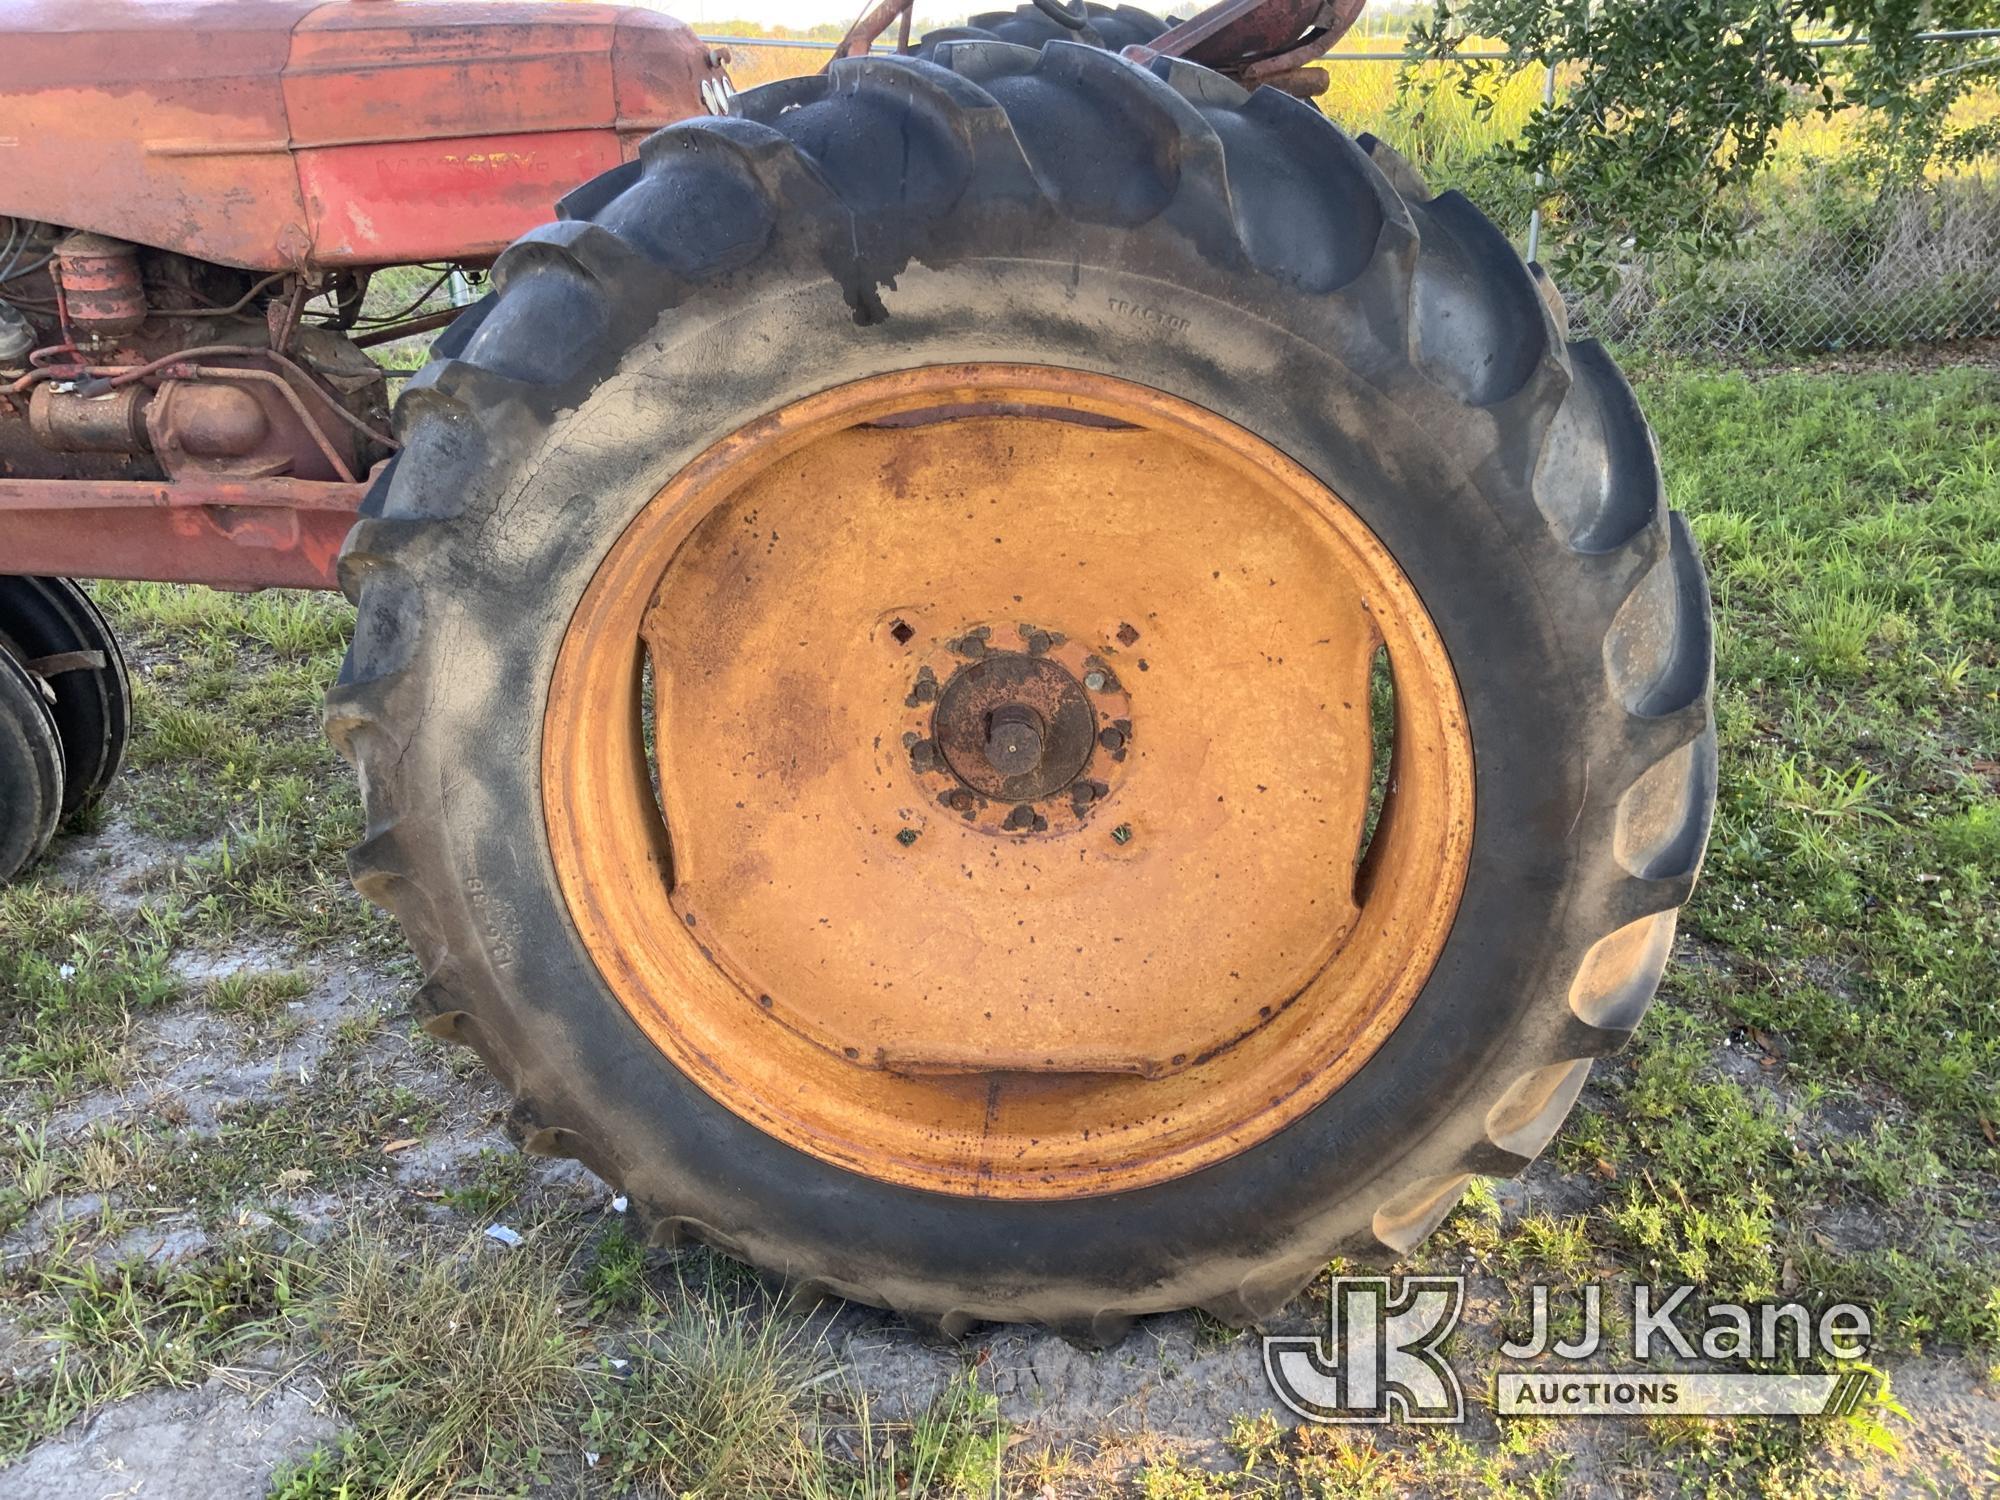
[0,576,131,818]
[0,647,64,883]
[328,39,1714,1334]
[913,1,1167,54]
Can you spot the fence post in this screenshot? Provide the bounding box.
[1524,59,1557,263]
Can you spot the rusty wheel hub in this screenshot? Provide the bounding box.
[543,366,1474,1199]
[906,623,1132,836]
[934,650,1090,800]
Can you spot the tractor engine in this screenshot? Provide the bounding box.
[1,220,393,489]
[0,0,726,588]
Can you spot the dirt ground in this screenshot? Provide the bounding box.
[3,362,1999,1496]
[1,809,1991,1496]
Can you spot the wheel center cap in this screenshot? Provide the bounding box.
[934,651,1095,802]
[983,703,1046,777]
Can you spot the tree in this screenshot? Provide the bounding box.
[1406,0,2000,283]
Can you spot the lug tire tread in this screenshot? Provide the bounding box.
[327,32,1714,1336]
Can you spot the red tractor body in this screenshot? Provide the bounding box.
[0,0,1363,594]
[0,0,717,271]
[0,0,723,591]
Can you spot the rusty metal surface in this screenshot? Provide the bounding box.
[0,0,720,270]
[28,384,150,454]
[149,380,273,465]
[897,623,1136,839]
[834,0,1367,79]
[1134,0,1366,73]
[52,234,148,341]
[542,365,1474,1199]
[833,0,914,59]
[908,624,1132,828]
[0,473,363,589]
[1252,63,1332,96]
[179,366,357,481]
[6,343,374,483]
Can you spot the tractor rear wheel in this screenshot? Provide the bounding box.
[328,43,1715,1332]
[0,576,131,818]
[913,1,1166,54]
[0,648,64,883]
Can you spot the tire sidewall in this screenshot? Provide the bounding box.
[0,577,130,815]
[0,652,65,880]
[388,253,1599,1313]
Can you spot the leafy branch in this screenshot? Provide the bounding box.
[1404,0,2000,285]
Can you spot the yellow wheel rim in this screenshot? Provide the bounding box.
[543,365,1474,1198]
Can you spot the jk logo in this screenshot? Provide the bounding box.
[1263,1276,1465,1424]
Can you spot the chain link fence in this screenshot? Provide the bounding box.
[1517,32,2000,355]
[1562,169,2000,354]
[706,29,2000,358]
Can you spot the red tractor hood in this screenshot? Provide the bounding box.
[0,0,721,269]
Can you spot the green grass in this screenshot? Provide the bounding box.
[581,1269,840,1498]
[204,967,314,1024]
[278,1230,597,1498]
[0,1234,307,1459]
[836,1368,1007,1499]
[269,1232,1002,1500]
[0,887,181,1105]
[437,1147,537,1221]
[0,361,1994,1494]
[1440,366,2000,1361]
[88,581,382,944]
[1657,367,2000,1144]
[1495,371,2000,1487]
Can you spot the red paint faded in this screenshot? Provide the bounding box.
[0,0,720,271]
[297,129,625,267]
[0,474,365,590]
